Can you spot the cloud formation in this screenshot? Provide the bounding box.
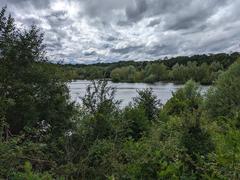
[1,0,240,63]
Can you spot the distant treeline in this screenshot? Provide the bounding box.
[61,52,240,84]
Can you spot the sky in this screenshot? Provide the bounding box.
[1,0,240,64]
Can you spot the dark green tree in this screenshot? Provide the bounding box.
[164,80,202,116]
[133,88,161,120]
[0,7,74,137]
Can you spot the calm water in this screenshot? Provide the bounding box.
[68,80,209,107]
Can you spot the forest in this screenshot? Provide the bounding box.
[62,52,239,85]
[1,7,240,179]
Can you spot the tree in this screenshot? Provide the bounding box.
[144,63,168,82]
[133,88,161,120]
[206,59,240,118]
[180,114,214,176]
[110,68,121,82]
[164,80,202,116]
[0,7,74,137]
[164,81,214,177]
[12,161,53,179]
[80,80,121,140]
[110,66,137,82]
[81,80,120,115]
[123,106,149,140]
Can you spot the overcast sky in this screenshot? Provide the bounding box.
[1,0,240,64]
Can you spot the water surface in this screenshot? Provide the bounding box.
[68,80,208,107]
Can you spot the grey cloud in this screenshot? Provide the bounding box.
[2,0,50,9]
[163,1,227,31]
[126,0,147,22]
[106,36,117,41]
[79,0,131,20]
[165,15,205,31]
[1,0,240,64]
[146,44,179,56]
[117,20,132,27]
[45,11,73,27]
[20,17,42,26]
[147,18,161,27]
[111,45,144,54]
[83,50,97,56]
[27,0,50,9]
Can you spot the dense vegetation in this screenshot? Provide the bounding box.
[63,52,239,85]
[1,7,240,179]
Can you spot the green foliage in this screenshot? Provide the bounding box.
[65,51,239,84]
[180,116,215,177]
[0,7,74,137]
[12,162,53,180]
[144,63,169,82]
[123,106,149,140]
[81,80,120,115]
[206,59,240,118]
[0,135,58,178]
[0,7,73,179]
[143,73,157,83]
[110,65,138,82]
[133,88,161,120]
[1,6,240,179]
[164,80,202,115]
[197,124,240,179]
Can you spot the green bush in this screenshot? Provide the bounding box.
[206,59,240,118]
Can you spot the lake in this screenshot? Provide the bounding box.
[68,80,209,107]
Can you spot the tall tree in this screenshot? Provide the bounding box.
[0,7,74,137]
